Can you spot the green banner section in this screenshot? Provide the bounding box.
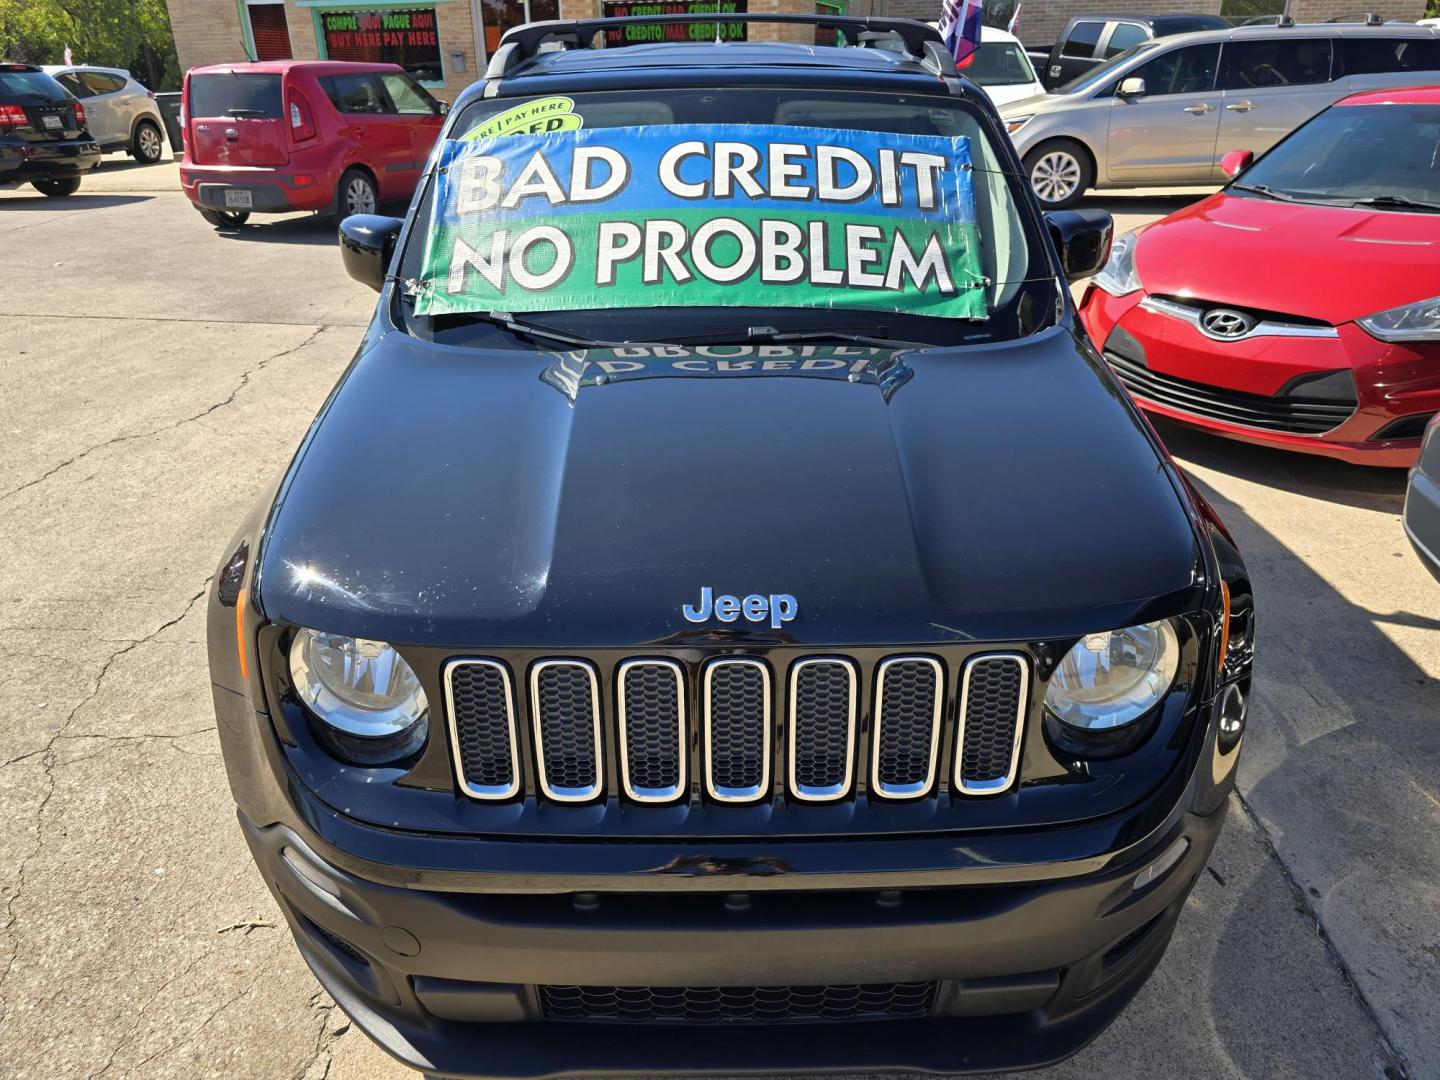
[416,207,987,320]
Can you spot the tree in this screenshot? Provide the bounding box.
[0,0,181,90]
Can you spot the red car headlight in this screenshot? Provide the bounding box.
[1358,294,1440,343]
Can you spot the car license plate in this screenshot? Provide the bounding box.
[224,189,253,209]
[42,114,62,130]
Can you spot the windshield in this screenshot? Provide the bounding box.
[961,42,1039,86]
[0,69,68,103]
[395,88,1054,350]
[1057,42,1155,95]
[187,73,283,118]
[1234,103,1440,208]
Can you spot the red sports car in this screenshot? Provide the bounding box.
[1080,86,1440,468]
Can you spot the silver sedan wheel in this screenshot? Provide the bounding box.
[1031,151,1082,204]
[345,176,376,216]
[137,124,163,162]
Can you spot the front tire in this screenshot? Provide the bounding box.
[132,119,164,164]
[1023,139,1093,210]
[31,177,81,197]
[199,208,250,228]
[337,168,378,220]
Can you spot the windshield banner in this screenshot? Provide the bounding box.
[414,124,987,320]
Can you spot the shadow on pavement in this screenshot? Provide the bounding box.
[1152,417,1407,513]
[216,214,339,247]
[0,193,154,211]
[1181,476,1437,1077]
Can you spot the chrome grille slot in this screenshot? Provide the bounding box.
[955,654,1028,795]
[618,659,686,803]
[703,658,771,803]
[871,657,943,799]
[788,659,856,802]
[530,660,602,802]
[445,659,520,800]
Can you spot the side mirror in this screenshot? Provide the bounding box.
[436,99,450,115]
[1220,149,1254,179]
[1117,76,1147,98]
[338,214,404,292]
[1046,209,1114,282]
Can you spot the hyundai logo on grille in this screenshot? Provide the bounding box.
[683,587,797,630]
[1200,308,1257,339]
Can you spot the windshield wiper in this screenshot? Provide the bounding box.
[705,325,935,350]
[1230,183,1298,202]
[465,310,674,350]
[1349,194,1440,213]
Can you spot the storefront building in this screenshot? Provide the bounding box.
[164,0,864,100]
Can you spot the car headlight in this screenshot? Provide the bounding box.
[289,628,429,763]
[1045,619,1179,731]
[1005,114,1033,134]
[1357,294,1440,343]
[1092,231,1142,297]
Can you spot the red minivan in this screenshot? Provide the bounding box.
[180,60,445,227]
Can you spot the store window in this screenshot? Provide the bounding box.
[247,2,294,61]
[484,0,559,55]
[320,7,444,84]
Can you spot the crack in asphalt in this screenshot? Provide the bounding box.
[0,584,210,1025]
[296,989,352,1080]
[0,324,333,506]
[1232,792,1411,1079]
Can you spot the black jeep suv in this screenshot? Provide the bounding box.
[207,15,1255,1078]
[0,64,100,196]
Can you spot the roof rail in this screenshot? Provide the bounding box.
[485,14,957,80]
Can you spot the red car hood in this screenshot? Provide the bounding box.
[1133,193,1440,325]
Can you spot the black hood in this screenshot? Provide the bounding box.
[256,325,1203,647]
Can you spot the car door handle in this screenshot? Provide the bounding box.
[1226,101,1258,112]
[1183,103,1215,114]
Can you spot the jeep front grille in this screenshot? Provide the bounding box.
[618,658,686,803]
[444,659,520,800]
[955,654,1028,795]
[445,652,1031,806]
[530,660,602,802]
[788,658,856,802]
[703,658,771,803]
[539,981,937,1024]
[871,657,944,799]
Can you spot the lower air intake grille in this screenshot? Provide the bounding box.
[1106,351,1356,435]
[540,982,937,1024]
[446,660,519,800]
[618,659,685,802]
[956,654,1027,794]
[531,660,601,802]
[789,659,856,801]
[872,657,943,798]
[704,659,770,802]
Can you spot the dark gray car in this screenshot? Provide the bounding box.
[1405,413,1440,582]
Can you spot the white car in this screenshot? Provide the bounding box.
[42,65,166,163]
[929,25,1047,108]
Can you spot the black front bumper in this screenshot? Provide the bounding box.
[0,136,101,185]
[240,799,1225,1079]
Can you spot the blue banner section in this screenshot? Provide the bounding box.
[432,123,978,226]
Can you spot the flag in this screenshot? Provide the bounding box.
[64,46,73,66]
[938,0,983,66]
[1007,3,1022,36]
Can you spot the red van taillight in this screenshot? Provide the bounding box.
[0,104,26,130]
[288,91,316,142]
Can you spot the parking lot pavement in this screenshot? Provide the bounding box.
[0,166,1432,1079]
